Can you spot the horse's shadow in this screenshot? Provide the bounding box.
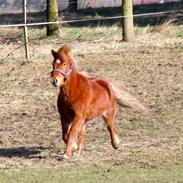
[0,146,46,159]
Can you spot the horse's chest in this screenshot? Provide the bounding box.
[57,95,75,122]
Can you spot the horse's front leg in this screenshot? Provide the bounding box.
[61,117,71,145]
[63,116,84,159]
[77,124,86,157]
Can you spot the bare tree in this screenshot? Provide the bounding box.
[122,0,135,42]
[47,0,60,36]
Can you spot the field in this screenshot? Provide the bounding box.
[0,22,183,182]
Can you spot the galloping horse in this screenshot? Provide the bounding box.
[50,44,148,159]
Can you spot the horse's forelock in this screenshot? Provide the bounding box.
[52,44,76,64]
[61,44,72,53]
[58,44,72,55]
[57,44,75,63]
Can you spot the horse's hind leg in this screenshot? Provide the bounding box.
[102,107,120,149]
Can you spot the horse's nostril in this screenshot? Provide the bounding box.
[55,78,58,84]
[53,78,60,87]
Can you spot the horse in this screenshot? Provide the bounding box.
[50,44,148,159]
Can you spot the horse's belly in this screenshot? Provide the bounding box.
[85,102,110,121]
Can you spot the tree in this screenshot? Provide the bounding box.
[68,0,77,11]
[122,0,135,42]
[47,0,60,36]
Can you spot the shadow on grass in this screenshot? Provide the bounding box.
[0,146,46,159]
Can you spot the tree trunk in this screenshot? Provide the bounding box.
[122,0,135,42]
[68,0,77,12]
[47,0,60,37]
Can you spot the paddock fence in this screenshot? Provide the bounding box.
[0,0,183,59]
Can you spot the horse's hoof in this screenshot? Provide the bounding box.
[72,143,78,151]
[112,135,121,149]
[112,142,120,149]
[58,154,70,161]
[113,142,123,150]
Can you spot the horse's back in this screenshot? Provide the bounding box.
[85,78,116,120]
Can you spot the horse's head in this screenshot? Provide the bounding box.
[50,45,74,87]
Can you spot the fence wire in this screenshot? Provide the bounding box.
[0,9,182,28]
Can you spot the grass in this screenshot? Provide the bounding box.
[28,24,183,44]
[38,25,122,41]
[0,23,182,47]
[174,28,183,37]
[0,164,183,183]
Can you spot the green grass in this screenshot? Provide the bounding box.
[1,164,183,183]
[58,26,121,41]
[174,28,183,38]
[2,23,182,44]
[30,25,121,42]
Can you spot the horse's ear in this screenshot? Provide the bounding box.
[51,49,57,58]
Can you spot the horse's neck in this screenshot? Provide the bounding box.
[61,69,80,98]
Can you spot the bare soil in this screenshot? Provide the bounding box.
[0,26,183,170]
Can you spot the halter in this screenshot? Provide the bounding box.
[51,64,74,79]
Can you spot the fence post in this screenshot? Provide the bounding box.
[122,0,135,42]
[23,0,29,60]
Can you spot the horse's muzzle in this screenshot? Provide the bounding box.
[52,78,61,87]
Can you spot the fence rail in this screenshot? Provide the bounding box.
[0,9,182,28]
[0,7,182,59]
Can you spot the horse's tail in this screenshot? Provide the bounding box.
[109,82,149,115]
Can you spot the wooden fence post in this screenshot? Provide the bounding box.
[23,0,29,60]
[122,0,135,42]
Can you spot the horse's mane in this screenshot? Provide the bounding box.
[79,71,96,80]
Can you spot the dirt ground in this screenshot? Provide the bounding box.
[0,26,183,170]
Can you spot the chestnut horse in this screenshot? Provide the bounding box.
[50,44,148,159]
